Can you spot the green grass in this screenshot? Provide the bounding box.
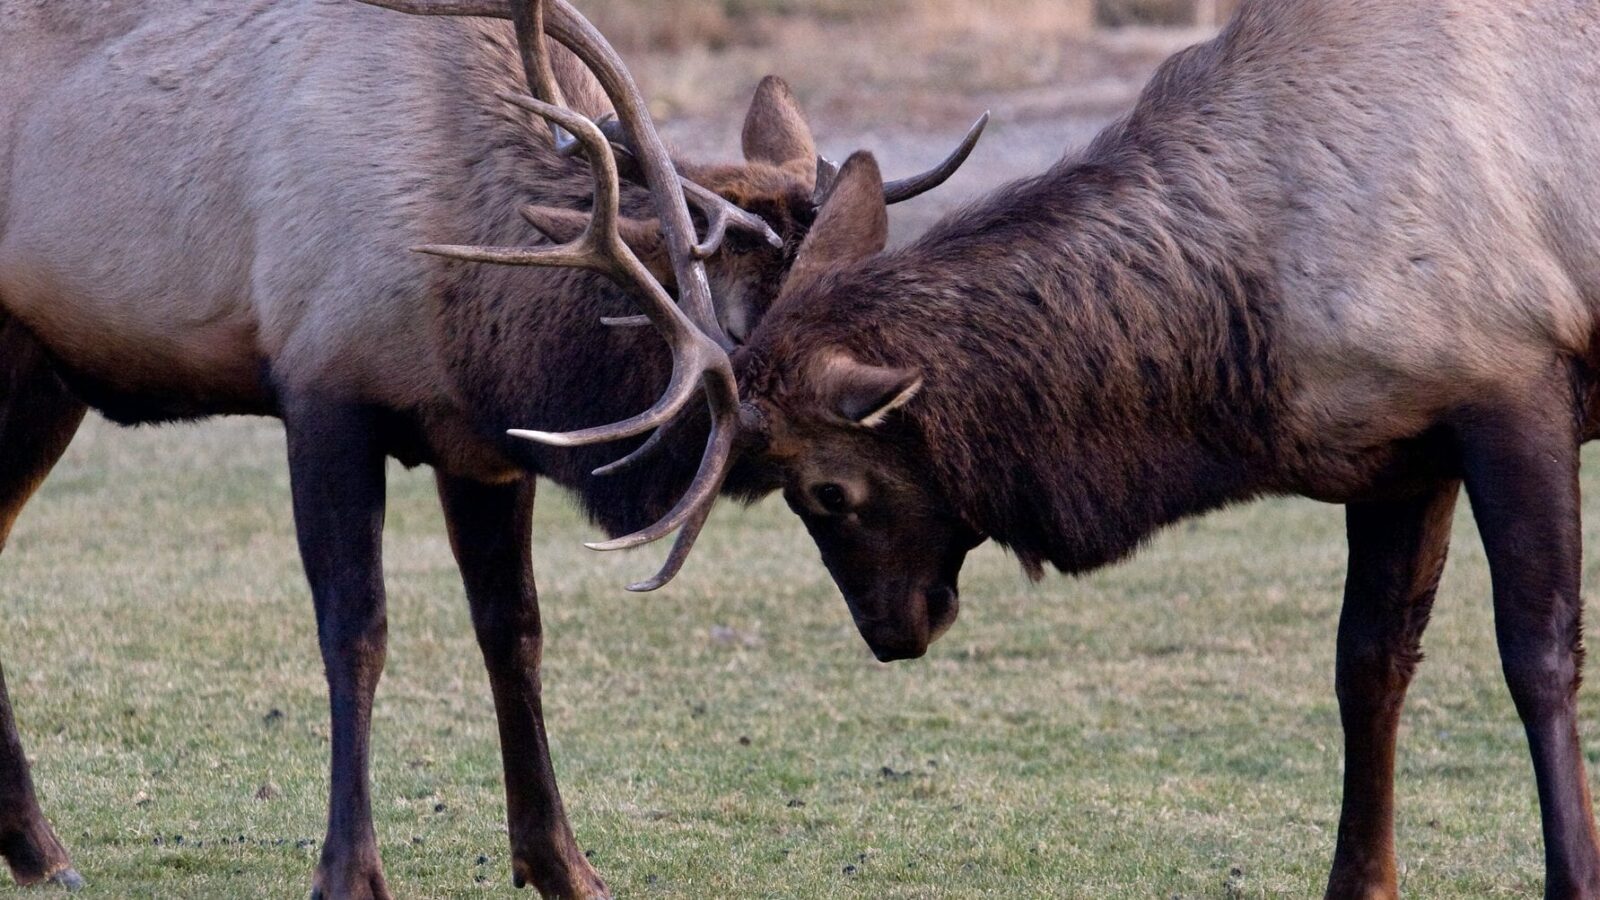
[2,416,1595,896]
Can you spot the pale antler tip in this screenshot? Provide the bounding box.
[412,243,488,260]
[508,428,581,446]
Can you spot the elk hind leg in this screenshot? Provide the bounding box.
[0,313,88,888]
[438,474,609,900]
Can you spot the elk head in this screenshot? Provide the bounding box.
[733,152,985,661]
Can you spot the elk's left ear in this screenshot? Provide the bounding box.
[786,152,889,291]
[742,75,817,168]
[819,355,925,427]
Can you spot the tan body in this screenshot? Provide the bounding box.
[5,2,446,412]
[716,2,1600,896]
[1218,0,1600,492]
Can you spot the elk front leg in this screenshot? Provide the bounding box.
[0,664,79,891]
[1325,482,1459,900]
[0,317,86,890]
[284,400,392,900]
[1460,400,1600,898]
[437,474,609,899]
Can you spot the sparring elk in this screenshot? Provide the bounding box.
[509,0,1600,896]
[0,1,982,896]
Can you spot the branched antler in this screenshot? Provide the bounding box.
[358,0,990,589]
[361,0,746,590]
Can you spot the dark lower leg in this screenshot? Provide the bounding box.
[0,664,75,887]
[1326,483,1458,900]
[285,399,391,900]
[439,474,607,900]
[0,321,86,887]
[1461,400,1600,898]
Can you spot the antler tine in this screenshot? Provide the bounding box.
[813,156,841,207]
[882,111,992,205]
[507,351,704,447]
[578,117,782,259]
[411,92,628,275]
[618,489,720,592]
[356,0,510,13]
[590,425,667,477]
[586,392,740,592]
[509,0,577,150]
[681,181,736,260]
[412,241,604,268]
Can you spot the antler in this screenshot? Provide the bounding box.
[361,0,744,591]
[564,114,779,260]
[813,112,991,207]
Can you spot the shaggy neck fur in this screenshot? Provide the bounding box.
[424,23,701,535]
[751,94,1288,576]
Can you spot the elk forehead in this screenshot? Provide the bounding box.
[688,162,817,236]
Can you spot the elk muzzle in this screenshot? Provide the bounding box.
[814,519,982,662]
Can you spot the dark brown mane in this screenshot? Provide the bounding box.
[729,4,1600,891]
[745,93,1289,576]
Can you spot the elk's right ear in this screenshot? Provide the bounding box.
[522,205,675,286]
[742,76,817,168]
[786,152,889,289]
[818,354,924,427]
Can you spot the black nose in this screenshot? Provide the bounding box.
[870,642,928,663]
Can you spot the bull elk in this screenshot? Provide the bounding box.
[519,0,1600,896]
[0,1,981,897]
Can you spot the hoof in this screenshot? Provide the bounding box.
[511,857,610,899]
[309,886,391,900]
[309,866,392,900]
[45,869,84,891]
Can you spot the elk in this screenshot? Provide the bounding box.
[506,0,1600,896]
[0,1,981,897]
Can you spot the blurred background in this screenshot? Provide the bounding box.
[581,0,1239,238]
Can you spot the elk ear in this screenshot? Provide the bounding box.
[522,206,674,285]
[787,152,888,289]
[742,75,817,168]
[819,355,924,427]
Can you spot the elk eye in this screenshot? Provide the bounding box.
[813,483,850,514]
[725,230,764,257]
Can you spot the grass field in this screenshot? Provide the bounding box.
[3,416,1599,897]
